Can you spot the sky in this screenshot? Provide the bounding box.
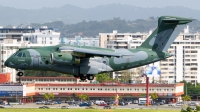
[0,0,200,10]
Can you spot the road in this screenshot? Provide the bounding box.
[2,103,187,110]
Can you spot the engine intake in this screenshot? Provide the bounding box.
[50,52,80,65]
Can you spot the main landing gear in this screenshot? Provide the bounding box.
[79,74,94,81]
[17,71,24,84]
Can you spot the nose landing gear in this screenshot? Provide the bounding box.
[17,72,23,77]
[17,71,24,84]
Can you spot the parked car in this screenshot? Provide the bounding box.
[85,106,96,109]
[151,102,160,106]
[61,106,69,109]
[95,100,105,105]
[39,106,49,109]
[158,102,165,105]
[79,102,91,107]
[118,102,125,106]
[189,102,199,106]
[98,103,107,106]
[36,101,45,105]
[104,105,111,109]
[0,106,4,108]
[138,102,146,106]
[176,102,184,106]
[168,103,176,106]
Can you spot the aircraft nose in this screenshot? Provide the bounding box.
[4,58,9,67]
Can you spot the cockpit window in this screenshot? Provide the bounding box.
[12,53,16,56]
[22,53,26,57]
[17,52,22,57]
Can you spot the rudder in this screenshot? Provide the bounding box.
[138,16,193,51]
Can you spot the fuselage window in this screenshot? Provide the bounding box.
[22,53,26,57]
[17,52,22,57]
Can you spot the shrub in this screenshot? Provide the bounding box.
[196,106,200,111]
[186,106,192,112]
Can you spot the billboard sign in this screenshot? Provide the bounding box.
[0,85,24,96]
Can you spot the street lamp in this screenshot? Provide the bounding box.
[16,91,17,103]
[59,97,60,108]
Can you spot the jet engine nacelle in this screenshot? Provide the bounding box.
[50,52,80,65]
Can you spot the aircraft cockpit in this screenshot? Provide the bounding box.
[13,52,27,58]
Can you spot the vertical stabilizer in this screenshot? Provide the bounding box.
[138,16,193,51]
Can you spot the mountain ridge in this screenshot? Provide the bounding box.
[0,4,198,25]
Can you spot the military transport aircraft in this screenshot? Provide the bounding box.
[4,16,193,80]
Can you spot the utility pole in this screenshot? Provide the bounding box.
[186,83,187,95]
[146,76,149,106]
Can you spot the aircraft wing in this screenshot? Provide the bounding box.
[73,49,122,58]
[58,46,122,58]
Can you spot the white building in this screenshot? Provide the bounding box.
[66,36,99,47]
[0,26,60,82]
[99,27,200,83]
[23,26,60,45]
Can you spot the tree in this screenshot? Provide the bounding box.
[28,96,33,100]
[120,70,132,83]
[182,95,191,104]
[71,93,77,101]
[28,96,33,102]
[67,97,71,101]
[44,93,49,101]
[96,73,113,83]
[43,93,54,101]
[78,94,89,101]
[150,92,158,103]
[49,93,54,100]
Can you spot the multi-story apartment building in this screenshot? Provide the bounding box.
[0,26,35,41]
[0,26,60,44]
[0,26,60,82]
[99,27,200,83]
[66,36,99,47]
[23,26,60,45]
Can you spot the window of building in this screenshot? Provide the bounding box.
[50,37,52,40]
[191,50,197,53]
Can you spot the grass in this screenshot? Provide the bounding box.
[0,109,181,112]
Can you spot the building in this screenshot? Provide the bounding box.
[0,26,35,42]
[0,79,184,103]
[99,27,200,83]
[23,26,60,45]
[20,76,92,84]
[99,30,148,49]
[66,36,99,47]
[0,26,60,82]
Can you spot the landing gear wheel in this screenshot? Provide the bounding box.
[80,74,86,80]
[87,75,94,80]
[17,72,23,77]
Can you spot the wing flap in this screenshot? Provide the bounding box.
[74,49,122,58]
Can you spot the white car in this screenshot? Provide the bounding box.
[176,102,184,106]
[168,103,176,106]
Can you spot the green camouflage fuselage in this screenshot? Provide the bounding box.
[5,44,170,76]
[4,16,193,77]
